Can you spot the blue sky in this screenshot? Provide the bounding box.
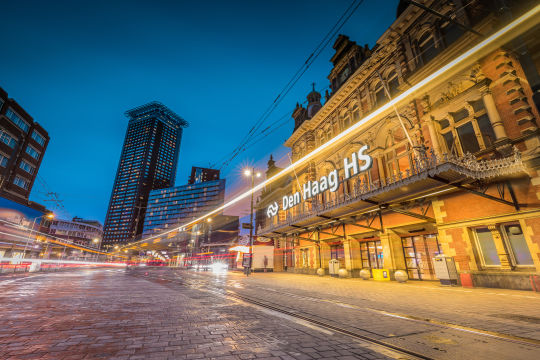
[0,0,399,223]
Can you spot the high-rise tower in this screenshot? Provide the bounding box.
[102,102,188,247]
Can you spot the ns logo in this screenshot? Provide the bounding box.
[266,201,279,218]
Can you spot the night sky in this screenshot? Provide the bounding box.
[0,0,399,223]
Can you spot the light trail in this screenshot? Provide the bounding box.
[0,257,125,266]
[117,4,540,252]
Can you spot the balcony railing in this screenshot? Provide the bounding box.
[261,148,524,234]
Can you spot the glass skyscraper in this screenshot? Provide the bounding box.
[102,102,188,247]
[142,179,225,236]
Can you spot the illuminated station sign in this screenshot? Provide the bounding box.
[267,145,372,218]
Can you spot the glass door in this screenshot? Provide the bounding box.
[330,244,345,268]
[360,240,383,269]
[402,235,442,280]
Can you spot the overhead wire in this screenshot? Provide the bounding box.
[212,0,365,170]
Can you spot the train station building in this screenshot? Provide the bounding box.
[257,0,540,290]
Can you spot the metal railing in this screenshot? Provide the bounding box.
[261,148,524,234]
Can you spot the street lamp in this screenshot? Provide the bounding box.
[92,238,101,262]
[22,213,54,259]
[243,167,261,276]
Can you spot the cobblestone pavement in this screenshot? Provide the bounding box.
[139,268,540,360]
[179,269,540,340]
[0,269,400,360]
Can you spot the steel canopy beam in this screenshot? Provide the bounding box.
[387,207,436,222]
[429,175,522,209]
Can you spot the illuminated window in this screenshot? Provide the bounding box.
[438,102,495,155]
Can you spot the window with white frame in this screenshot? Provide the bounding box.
[0,129,17,148]
[473,224,534,268]
[25,145,40,159]
[0,153,8,167]
[19,160,35,174]
[31,131,45,146]
[5,108,29,133]
[438,100,496,156]
[473,227,500,266]
[13,175,29,190]
[501,223,534,266]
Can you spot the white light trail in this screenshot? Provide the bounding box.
[119,4,540,251]
[0,257,125,266]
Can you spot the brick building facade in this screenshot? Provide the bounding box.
[258,0,540,290]
[0,86,49,208]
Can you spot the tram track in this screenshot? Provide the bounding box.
[132,269,540,360]
[132,270,431,359]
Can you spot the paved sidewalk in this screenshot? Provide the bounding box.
[0,269,393,360]
[191,270,540,341]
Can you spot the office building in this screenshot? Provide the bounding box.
[102,102,188,247]
[142,177,225,236]
[0,86,49,205]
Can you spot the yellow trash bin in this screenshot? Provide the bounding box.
[372,268,391,281]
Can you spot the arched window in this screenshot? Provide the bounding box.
[383,130,413,179]
[387,71,400,97]
[374,82,387,107]
[418,31,439,65]
[342,111,351,130]
[352,105,360,123]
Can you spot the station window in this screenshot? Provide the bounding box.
[474,228,500,266]
[473,224,534,268]
[501,223,534,266]
[438,102,495,156]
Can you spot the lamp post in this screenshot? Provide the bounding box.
[22,213,54,259]
[243,167,261,276]
[92,238,101,262]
